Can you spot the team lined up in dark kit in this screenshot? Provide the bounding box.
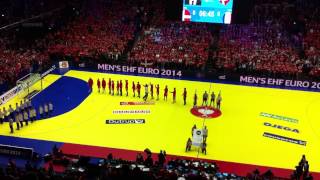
[0,99,54,133]
[88,78,222,108]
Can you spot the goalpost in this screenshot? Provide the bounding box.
[16,73,43,100]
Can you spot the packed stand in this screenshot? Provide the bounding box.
[48,0,138,61]
[216,24,300,76]
[214,0,309,77]
[0,1,82,93]
[299,0,320,78]
[302,23,320,77]
[0,36,49,92]
[129,22,212,69]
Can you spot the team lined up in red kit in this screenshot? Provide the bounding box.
[87,78,222,109]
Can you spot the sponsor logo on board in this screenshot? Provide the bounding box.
[112,110,151,114]
[260,112,298,123]
[106,119,145,124]
[263,132,306,146]
[263,122,299,133]
[120,102,155,105]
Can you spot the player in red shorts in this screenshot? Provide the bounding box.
[182,88,187,105]
[97,78,101,93]
[164,85,168,101]
[102,78,106,93]
[137,82,141,98]
[116,81,119,95]
[125,80,129,96]
[108,78,111,94]
[88,78,93,93]
[171,88,176,103]
[111,80,115,95]
[156,84,160,100]
[150,83,154,99]
[120,80,123,96]
[132,81,136,97]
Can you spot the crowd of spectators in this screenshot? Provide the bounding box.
[214,0,320,79]
[1,145,312,180]
[0,36,49,93]
[303,23,320,77]
[2,0,320,94]
[47,0,138,61]
[216,24,301,76]
[129,22,212,69]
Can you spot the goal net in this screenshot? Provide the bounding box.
[17,73,42,100]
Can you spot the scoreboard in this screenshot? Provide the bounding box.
[182,0,234,24]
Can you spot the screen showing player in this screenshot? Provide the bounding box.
[182,0,233,24]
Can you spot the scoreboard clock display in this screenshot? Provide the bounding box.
[182,0,233,24]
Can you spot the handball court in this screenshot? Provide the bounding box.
[0,70,320,178]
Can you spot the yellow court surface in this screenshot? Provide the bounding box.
[1,70,320,173]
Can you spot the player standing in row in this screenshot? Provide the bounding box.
[183,88,187,105]
[0,108,4,124]
[29,106,37,123]
[164,86,168,101]
[15,103,20,114]
[88,78,93,93]
[111,80,115,95]
[9,116,13,133]
[209,91,215,107]
[18,111,23,128]
[108,78,112,94]
[116,81,120,95]
[150,83,154,99]
[14,111,20,130]
[1,107,7,124]
[102,78,106,93]
[156,84,160,100]
[125,80,129,96]
[19,101,23,111]
[44,103,49,117]
[193,92,198,107]
[23,109,29,126]
[217,92,222,110]
[119,80,123,96]
[143,84,149,101]
[8,105,14,120]
[137,82,141,98]
[171,88,176,103]
[97,78,101,93]
[49,102,54,116]
[39,105,44,119]
[132,81,136,97]
[202,91,208,106]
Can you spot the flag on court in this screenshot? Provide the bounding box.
[192,129,203,147]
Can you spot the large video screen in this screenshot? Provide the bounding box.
[182,0,234,24]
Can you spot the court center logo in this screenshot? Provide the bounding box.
[190,106,221,118]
